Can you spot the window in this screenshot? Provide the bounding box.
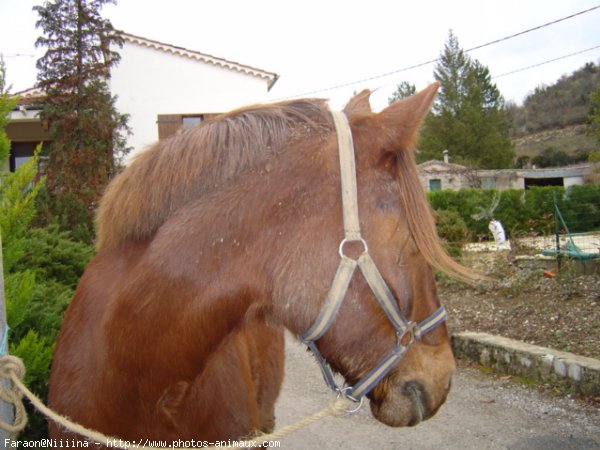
[182,115,203,128]
[481,177,496,189]
[157,114,213,140]
[429,179,442,191]
[9,142,39,172]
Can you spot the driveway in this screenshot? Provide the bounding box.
[274,334,600,449]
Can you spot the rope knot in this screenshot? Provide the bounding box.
[0,355,26,382]
[0,355,28,436]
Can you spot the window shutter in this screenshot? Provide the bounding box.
[157,114,183,140]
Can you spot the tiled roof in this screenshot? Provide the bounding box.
[120,32,278,90]
[12,32,279,102]
[12,87,45,106]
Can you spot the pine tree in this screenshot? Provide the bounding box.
[419,31,514,169]
[388,81,417,104]
[34,0,129,241]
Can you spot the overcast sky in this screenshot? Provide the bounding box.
[1,0,600,110]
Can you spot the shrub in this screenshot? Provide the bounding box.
[7,226,92,440]
[1,153,94,439]
[435,209,468,256]
[428,185,600,244]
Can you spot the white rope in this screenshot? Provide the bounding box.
[0,355,355,448]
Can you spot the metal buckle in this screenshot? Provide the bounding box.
[336,387,364,414]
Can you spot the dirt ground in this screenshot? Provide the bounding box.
[440,251,600,359]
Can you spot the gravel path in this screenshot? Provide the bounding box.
[274,334,600,449]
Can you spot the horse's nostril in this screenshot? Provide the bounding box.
[404,381,427,426]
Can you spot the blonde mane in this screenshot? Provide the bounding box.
[95,99,331,250]
[96,90,474,283]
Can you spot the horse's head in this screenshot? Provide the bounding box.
[86,81,475,436]
[270,84,472,427]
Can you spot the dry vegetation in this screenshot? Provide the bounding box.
[440,251,600,359]
[508,61,600,166]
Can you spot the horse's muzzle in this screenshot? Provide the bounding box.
[369,375,452,427]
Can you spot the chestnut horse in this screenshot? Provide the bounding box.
[48,84,471,442]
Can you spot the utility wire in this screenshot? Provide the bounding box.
[465,4,600,53]
[276,4,600,99]
[493,44,600,79]
[0,53,35,58]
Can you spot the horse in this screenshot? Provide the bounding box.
[48,83,472,442]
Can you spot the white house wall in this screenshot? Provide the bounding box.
[110,42,271,157]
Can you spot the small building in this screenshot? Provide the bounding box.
[418,153,593,192]
[418,150,480,191]
[417,159,478,191]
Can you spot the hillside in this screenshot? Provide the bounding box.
[508,61,599,167]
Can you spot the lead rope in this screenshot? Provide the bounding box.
[0,354,357,448]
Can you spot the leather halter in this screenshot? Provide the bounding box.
[299,110,447,404]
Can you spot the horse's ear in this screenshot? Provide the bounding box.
[377,82,439,152]
[343,89,372,117]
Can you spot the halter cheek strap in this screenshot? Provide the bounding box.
[299,110,447,403]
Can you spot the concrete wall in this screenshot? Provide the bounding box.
[564,176,585,188]
[452,332,600,396]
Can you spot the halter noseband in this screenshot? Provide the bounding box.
[299,110,447,404]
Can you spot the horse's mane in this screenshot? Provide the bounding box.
[96,89,474,282]
[96,99,332,250]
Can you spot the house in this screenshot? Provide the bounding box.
[4,88,49,172]
[111,32,278,156]
[418,151,593,191]
[6,32,278,168]
[418,160,478,191]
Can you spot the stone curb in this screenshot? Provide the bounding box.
[451,331,600,397]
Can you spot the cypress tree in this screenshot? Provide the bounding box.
[34,0,129,241]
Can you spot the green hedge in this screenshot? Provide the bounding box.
[428,185,600,241]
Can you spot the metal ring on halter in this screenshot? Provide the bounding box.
[338,238,369,259]
[337,387,364,414]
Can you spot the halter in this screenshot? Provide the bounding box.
[299,110,447,406]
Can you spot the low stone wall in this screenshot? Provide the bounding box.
[452,331,600,397]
